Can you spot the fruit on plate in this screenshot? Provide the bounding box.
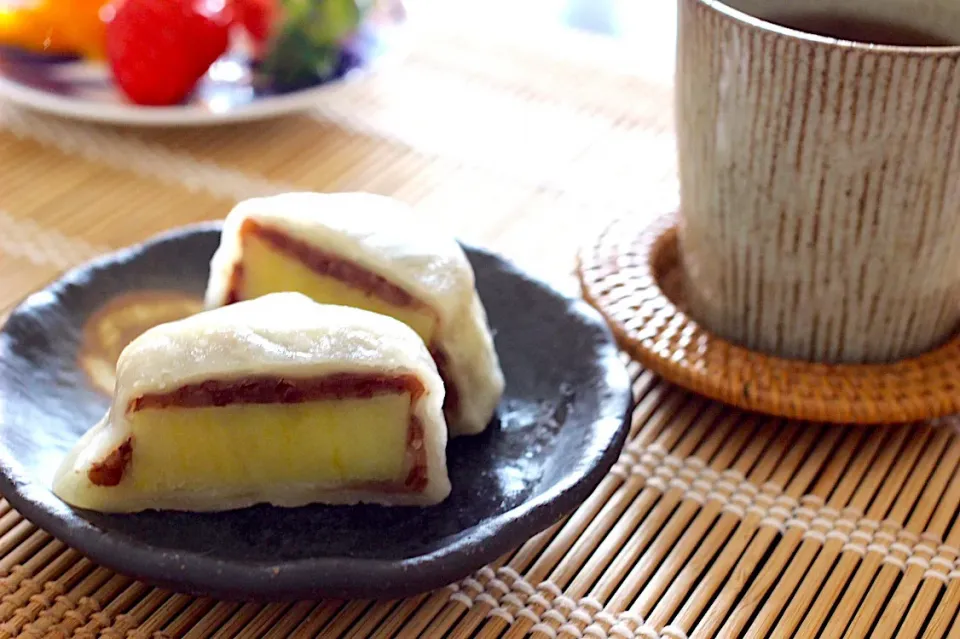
[0,0,111,58]
[2,0,376,106]
[260,0,372,91]
[105,0,234,106]
[56,0,112,59]
[232,0,277,55]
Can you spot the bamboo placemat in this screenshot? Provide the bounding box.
[2,3,960,637]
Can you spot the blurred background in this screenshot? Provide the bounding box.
[0,0,679,305]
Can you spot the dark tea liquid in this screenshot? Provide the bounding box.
[767,14,956,46]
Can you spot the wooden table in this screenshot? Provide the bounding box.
[2,2,959,637]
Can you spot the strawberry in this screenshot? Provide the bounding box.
[105,0,233,106]
[231,0,276,48]
[190,0,235,73]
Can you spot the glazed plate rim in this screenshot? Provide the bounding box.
[0,223,633,600]
[0,74,342,126]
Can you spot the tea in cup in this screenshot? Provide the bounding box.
[675,0,960,363]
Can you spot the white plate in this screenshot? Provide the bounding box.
[0,3,404,127]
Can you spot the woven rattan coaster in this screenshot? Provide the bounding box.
[578,211,960,424]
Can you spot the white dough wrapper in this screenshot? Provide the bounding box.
[53,293,451,513]
[204,191,505,436]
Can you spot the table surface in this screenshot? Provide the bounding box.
[2,2,960,638]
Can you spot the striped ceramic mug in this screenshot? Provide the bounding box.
[675,0,960,364]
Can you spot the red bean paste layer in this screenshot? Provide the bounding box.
[404,416,428,492]
[88,437,133,487]
[225,219,462,423]
[229,219,435,312]
[92,374,430,491]
[430,348,460,423]
[127,373,425,411]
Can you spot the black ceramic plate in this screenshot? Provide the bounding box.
[0,224,632,601]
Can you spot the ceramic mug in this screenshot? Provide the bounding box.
[675,0,960,364]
